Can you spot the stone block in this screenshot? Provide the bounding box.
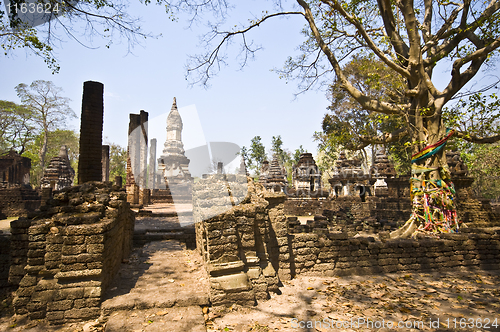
[64,307,100,319]
[31,290,56,302]
[87,244,104,254]
[62,244,86,255]
[63,236,85,245]
[45,252,61,261]
[74,298,100,308]
[210,273,251,291]
[46,311,65,321]
[47,300,73,311]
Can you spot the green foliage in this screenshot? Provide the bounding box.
[248,136,266,176]
[292,145,306,165]
[465,143,500,200]
[109,143,127,186]
[0,100,35,154]
[444,93,500,199]
[270,135,291,166]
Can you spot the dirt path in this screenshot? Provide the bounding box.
[209,269,500,332]
[101,240,209,331]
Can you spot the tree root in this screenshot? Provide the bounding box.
[390,217,418,239]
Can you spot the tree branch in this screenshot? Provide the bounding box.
[347,126,410,150]
[424,0,500,67]
[376,0,410,62]
[321,0,411,78]
[455,131,500,144]
[296,0,409,115]
[186,10,303,85]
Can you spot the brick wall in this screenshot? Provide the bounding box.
[281,228,500,278]
[9,182,134,324]
[0,187,40,218]
[0,231,11,296]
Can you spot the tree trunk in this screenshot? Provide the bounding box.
[391,98,460,238]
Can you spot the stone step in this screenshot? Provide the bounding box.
[104,307,206,332]
[101,289,209,313]
[136,210,193,218]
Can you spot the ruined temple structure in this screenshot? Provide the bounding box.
[194,175,284,307]
[259,155,287,193]
[126,110,150,207]
[329,151,369,199]
[102,145,110,182]
[9,182,134,323]
[258,160,270,184]
[40,145,75,191]
[238,156,249,176]
[0,150,40,217]
[291,153,324,197]
[0,150,31,188]
[153,98,192,203]
[370,147,397,197]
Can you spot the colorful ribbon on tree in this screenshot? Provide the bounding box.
[411,129,455,164]
[408,128,460,236]
[409,177,460,235]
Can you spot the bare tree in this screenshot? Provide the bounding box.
[15,80,76,171]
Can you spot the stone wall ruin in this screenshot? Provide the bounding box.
[194,174,285,307]
[9,182,134,323]
[0,150,40,218]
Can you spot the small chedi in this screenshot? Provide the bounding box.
[329,150,368,198]
[291,152,324,197]
[259,155,287,193]
[370,147,396,197]
[40,145,75,191]
[154,98,193,202]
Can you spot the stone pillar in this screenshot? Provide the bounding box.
[127,114,141,205]
[217,162,223,174]
[139,110,148,189]
[128,114,141,185]
[78,81,104,184]
[102,145,110,182]
[148,138,157,190]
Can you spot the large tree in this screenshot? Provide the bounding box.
[169,0,500,238]
[15,80,76,173]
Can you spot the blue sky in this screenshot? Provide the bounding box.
[1,1,330,160]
